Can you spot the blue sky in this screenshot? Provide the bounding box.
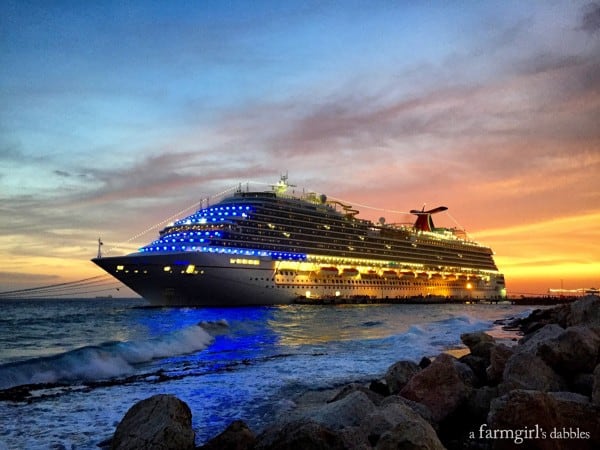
[1,1,599,294]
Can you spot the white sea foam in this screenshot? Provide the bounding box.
[0,324,214,390]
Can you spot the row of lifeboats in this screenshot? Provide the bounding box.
[317,266,481,281]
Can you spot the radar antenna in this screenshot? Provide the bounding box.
[97,237,103,259]
[272,171,296,195]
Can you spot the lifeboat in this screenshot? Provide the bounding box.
[417,272,429,279]
[341,268,359,277]
[431,273,443,279]
[445,274,457,281]
[400,271,415,279]
[360,270,379,279]
[319,266,339,277]
[458,274,468,281]
[382,270,398,279]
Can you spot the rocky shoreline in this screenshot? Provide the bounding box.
[107,295,600,449]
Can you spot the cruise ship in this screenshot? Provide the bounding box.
[93,176,506,305]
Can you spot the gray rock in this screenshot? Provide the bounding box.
[384,360,420,394]
[197,420,255,450]
[568,295,600,327]
[373,403,445,450]
[400,353,475,423]
[328,382,384,406]
[111,394,194,450]
[460,331,496,359]
[311,390,376,430]
[500,352,567,394]
[536,326,600,375]
[517,323,564,354]
[486,344,514,385]
[255,419,346,450]
[380,395,436,428]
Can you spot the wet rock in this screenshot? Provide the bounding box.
[488,390,600,450]
[328,382,384,406]
[461,331,496,359]
[197,420,256,450]
[500,352,567,394]
[486,344,514,385]
[400,353,475,423]
[255,419,346,450]
[536,326,600,375]
[111,394,194,450]
[384,360,420,394]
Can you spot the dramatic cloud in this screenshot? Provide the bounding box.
[1,1,599,294]
[580,2,600,33]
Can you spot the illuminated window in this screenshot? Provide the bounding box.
[163,266,171,272]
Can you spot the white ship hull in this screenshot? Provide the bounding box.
[93,252,505,306]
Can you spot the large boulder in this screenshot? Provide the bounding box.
[309,390,376,430]
[328,382,384,406]
[361,401,440,446]
[486,344,514,385]
[488,390,600,450]
[460,331,496,359]
[198,420,256,450]
[111,394,195,450]
[373,403,445,450]
[380,395,436,428]
[517,324,564,354]
[536,326,600,376]
[400,353,475,423]
[255,419,346,450]
[517,305,570,335]
[567,295,600,327]
[500,352,567,394]
[384,360,420,394]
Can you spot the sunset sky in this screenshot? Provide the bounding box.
[1,1,599,297]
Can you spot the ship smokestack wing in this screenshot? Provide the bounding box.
[410,206,448,232]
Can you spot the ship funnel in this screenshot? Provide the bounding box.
[410,206,448,232]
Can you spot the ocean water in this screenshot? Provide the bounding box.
[0,298,536,449]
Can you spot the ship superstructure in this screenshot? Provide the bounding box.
[93,176,506,305]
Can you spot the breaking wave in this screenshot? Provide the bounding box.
[0,323,217,390]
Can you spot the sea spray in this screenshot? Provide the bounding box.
[0,322,218,390]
